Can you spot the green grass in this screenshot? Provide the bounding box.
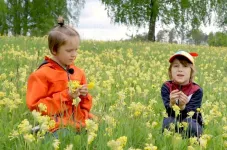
[0,36,227,149]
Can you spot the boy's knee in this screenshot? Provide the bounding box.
[162,117,175,131]
[186,120,202,137]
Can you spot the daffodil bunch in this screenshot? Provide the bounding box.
[172,104,180,116]
[64,144,73,150]
[8,119,36,143]
[53,139,60,150]
[31,110,55,132]
[9,103,55,143]
[103,115,117,136]
[17,119,33,134]
[68,81,95,93]
[128,102,147,118]
[68,81,81,93]
[199,134,212,149]
[144,143,158,150]
[85,119,99,145]
[68,81,85,105]
[128,148,142,150]
[189,137,199,146]
[69,81,95,105]
[38,103,47,113]
[0,92,22,112]
[187,111,195,118]
[107,136,127,150]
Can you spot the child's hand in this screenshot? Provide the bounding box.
[69,88,80,99]
[178,91,188,109]
[79,85,88,96]
[169,89,181,106]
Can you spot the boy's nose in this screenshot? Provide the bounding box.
[71,51,77,57]
[178,66,183,72]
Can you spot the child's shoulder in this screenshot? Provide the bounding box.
[30,63,53,78]
[192,82,203,92]
[192,82,202,88]
[162,80,172,86]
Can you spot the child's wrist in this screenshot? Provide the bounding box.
[169,103,173,108]
[179,105,186,110]
[68,90,77,100]
[68,92,74,100]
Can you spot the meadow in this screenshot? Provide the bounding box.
[0,36,227,150]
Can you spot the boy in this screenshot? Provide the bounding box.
[26,17,93,134]
[161,50,203,137]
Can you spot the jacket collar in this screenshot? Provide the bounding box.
[44,56,73,71]
[166,81,198,96]
[171,81,192,91]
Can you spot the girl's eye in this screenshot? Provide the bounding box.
[173,64,179,67]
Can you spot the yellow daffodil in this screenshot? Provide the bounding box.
[68,80,81,92]
[53,139,60,150]
[64,144,73,150]
[144,143,158,150]
[87,82,95,89]
[38,103,47,113]
[23,134,35,143]
[172,104,180,116]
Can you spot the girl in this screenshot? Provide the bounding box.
[26,17,94,134]
[161,50,203,137]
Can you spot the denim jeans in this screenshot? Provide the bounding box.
[162,117,202,137]
[52,128,72,139]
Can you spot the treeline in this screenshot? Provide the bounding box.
[0,0,84,36]
[101,0,227,42]
[208,32,227,47]
[129,29,227,47]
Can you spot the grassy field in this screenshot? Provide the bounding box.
[0,36,227,150]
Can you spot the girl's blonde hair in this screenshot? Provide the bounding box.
[48,16,80,54]
[168,56,196,81]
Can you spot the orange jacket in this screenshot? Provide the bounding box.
[26,56,92,132]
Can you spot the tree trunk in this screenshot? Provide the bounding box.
[147,0,157,41]
[12,0,21,35]
[23,0,29,35]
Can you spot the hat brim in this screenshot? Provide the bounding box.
[169,54,194,64]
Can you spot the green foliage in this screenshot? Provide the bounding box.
[156,30,168,42]
[168,28,177,44]
[1,36,227,149]
[215,0,227,30]
[0,0,84,36]
[101,0,224,41]
[125,32,149,41]
[0,0,8,35]
[187,29,208,45]
[208,32,227,47]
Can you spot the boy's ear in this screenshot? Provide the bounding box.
[51,49,57,55]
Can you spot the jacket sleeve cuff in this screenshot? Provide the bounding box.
[61,89,73,102]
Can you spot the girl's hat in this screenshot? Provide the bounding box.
[169,50,198,65]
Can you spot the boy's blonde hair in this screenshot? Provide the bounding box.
[48,16,80,54]
[168,56,196,81]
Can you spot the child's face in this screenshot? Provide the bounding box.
[171,59,191,85]
[54,36,79,67]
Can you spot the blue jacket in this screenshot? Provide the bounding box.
[161,81,203,126]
